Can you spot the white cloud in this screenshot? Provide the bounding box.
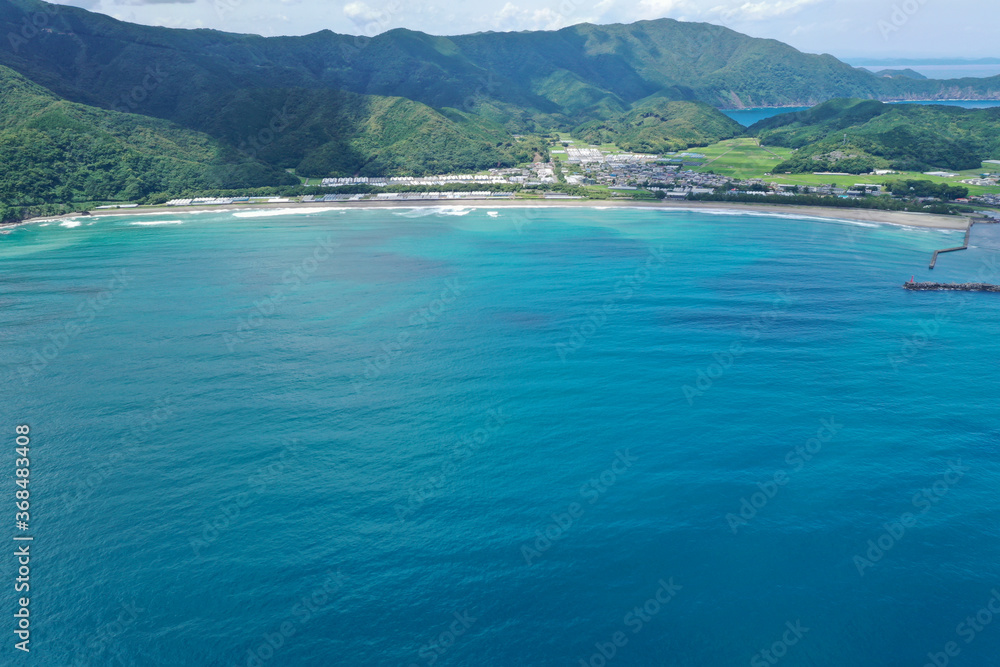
[490,2,575,31]
[344,2,380,22]
[634,0,822,23]
[495,2,518,19]
[343,1,400,35]
[719,0,821,21]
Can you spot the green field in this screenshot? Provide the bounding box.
[550,134,595,163]
[691,139,1000,195]
[755,169,1000,197]
[689,138,793,179]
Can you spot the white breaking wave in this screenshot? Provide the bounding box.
[231,207,342,218]
[59,220,82,228]
[487,211,500,218]
[130,220,184,226]
[437,207,474,216]
[392,206,474,218]
[664,207,890,228]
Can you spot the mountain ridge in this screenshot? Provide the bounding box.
[4,1,999,122]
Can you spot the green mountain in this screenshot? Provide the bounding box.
[196,87,542,177]
[572,98,744,153]
[0,63,295,210]
[749,99,1000,173]
[2,0,998,128]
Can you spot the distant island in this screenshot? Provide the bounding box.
[849,58,1000,67]
[866,69,928,80]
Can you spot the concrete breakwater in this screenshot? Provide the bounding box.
[904,282,1000,292]
[928,222,974,269]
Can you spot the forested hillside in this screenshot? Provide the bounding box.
[572,99,743,153]
[0,64,295,214]
[751,99,1000,174]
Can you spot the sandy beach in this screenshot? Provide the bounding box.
[6,198,973,231]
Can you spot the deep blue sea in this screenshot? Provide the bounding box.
[2,207,1000,666]
[724,100,1000,127]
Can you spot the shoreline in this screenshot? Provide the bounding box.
[5,198,971,231]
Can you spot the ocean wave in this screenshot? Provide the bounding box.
[660,207,954,231]
[668,208,861,225]
[130,220,184,226]
[59,220,82,228]
[799,217,880,228]
[230,207,342,218]
[392,206,474,218]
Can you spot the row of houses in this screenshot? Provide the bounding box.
[320,174,510,187]
[165,197,282,206]
[370,192,513,200]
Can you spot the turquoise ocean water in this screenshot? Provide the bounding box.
[2,207,999,666]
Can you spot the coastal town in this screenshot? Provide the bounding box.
[153,142,1000,211]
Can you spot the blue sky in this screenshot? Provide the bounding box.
[51,0,998,59]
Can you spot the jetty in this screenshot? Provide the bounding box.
[904,282,1000,292]
[928,222,974,269]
